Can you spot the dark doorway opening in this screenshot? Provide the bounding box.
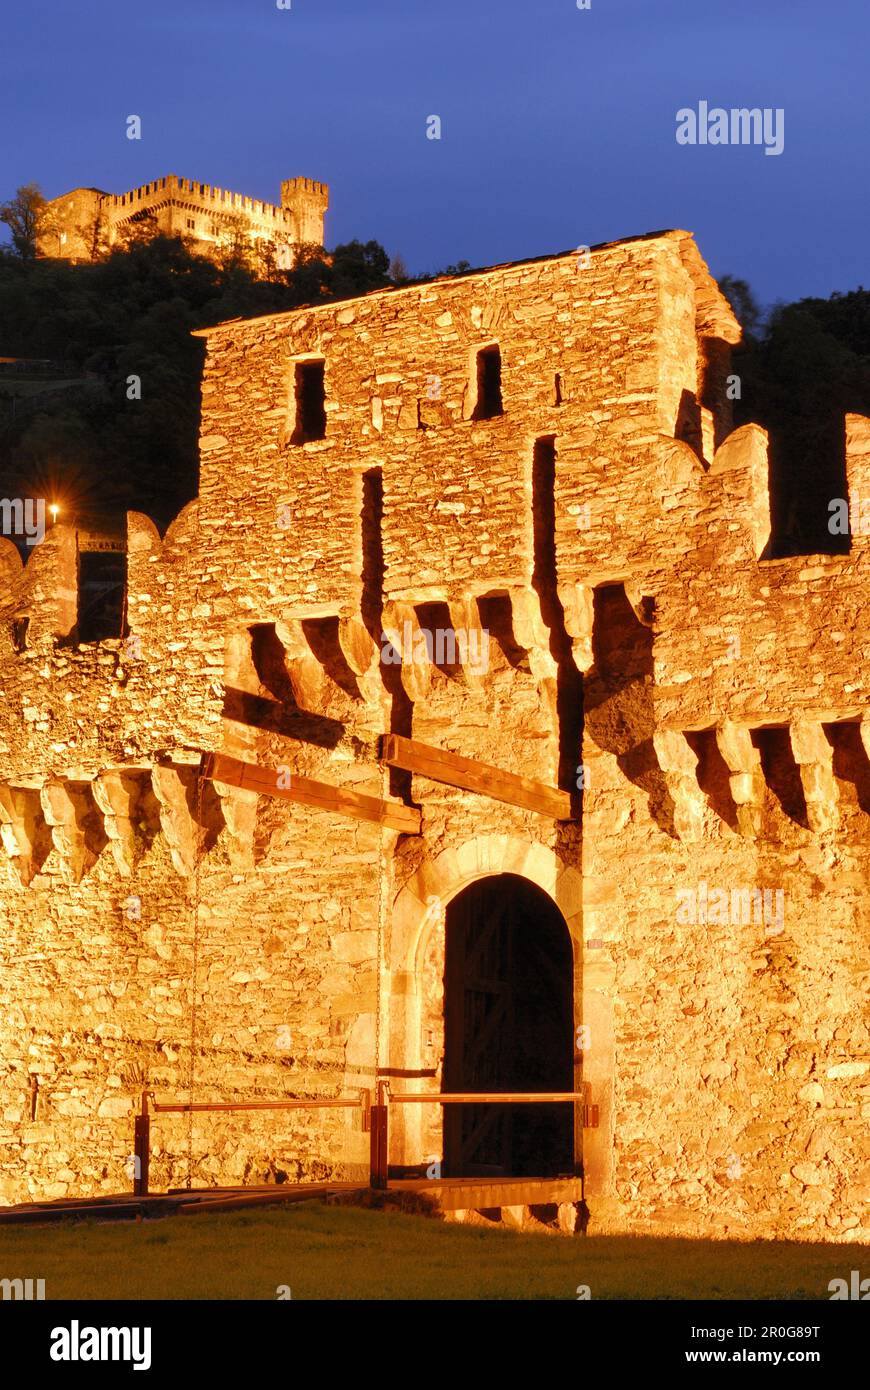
[443,873,574,1179]
[77,551,127,643]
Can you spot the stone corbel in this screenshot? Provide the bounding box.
[39,780,101,883]
[92,770,146,875]
[275,617,328,711]
[652,729,705,842]
[715,722,765,838]
[510,587,558,686]
[0,784,49,887]
[447,597,489,692]
[337,616,381,706]
[212,779,258,871]
[623,582,655,629]
[789,721,839,834]
[151,763,199,878]
[557,581,594,672]
[380,601,431,703]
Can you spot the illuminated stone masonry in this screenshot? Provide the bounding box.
[0,228,868,1240]
[37,174,328,267]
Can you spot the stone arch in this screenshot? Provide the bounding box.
[385,835,584,1170]
[390,834,583,982]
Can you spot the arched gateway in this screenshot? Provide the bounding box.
[385,837,584,1179]
[443,874,574,1178]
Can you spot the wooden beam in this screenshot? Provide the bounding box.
[388,1176,582,1212]
[201,752,421,835]
[381,733,574,820]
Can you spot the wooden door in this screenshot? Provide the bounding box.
[444,879,516,1175]
[443,874,575,1179]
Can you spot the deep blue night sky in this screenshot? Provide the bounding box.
[1,0,867,306]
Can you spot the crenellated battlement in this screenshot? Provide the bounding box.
[3,227,870,796]
[39,172,329,265]
[282,177,329,198]
[106,176,295,226]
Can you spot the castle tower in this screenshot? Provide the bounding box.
[281,177,329,247]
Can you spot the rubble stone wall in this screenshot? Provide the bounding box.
[0,231,867,1239]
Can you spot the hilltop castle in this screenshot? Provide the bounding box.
[38,174,329,266]
[0,229,868,1241]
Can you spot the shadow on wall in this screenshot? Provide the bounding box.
[531,436,583,797]
[584,583,682,838]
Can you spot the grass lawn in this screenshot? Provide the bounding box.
[0,1202,864,1299]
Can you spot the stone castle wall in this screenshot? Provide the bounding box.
[39,175,329,267]
[0,230,867,1239]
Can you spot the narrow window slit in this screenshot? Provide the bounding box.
[472,344,503,420]
[291,360,326,443]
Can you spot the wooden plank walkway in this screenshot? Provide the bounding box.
[0,1177,581,1226]
[0,1183,362,1226]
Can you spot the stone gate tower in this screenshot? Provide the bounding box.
[1,228,868,1241]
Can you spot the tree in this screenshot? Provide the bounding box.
[115,210,160,251]
[77,208,109,262]
[0,183,51,260]
[329,240,391,298]
[0,223,390,528]
[389,253,409,284]
[214,213,255,273]
[715,277,870,556]
[253,237,280,281]
[717,275,764,340]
